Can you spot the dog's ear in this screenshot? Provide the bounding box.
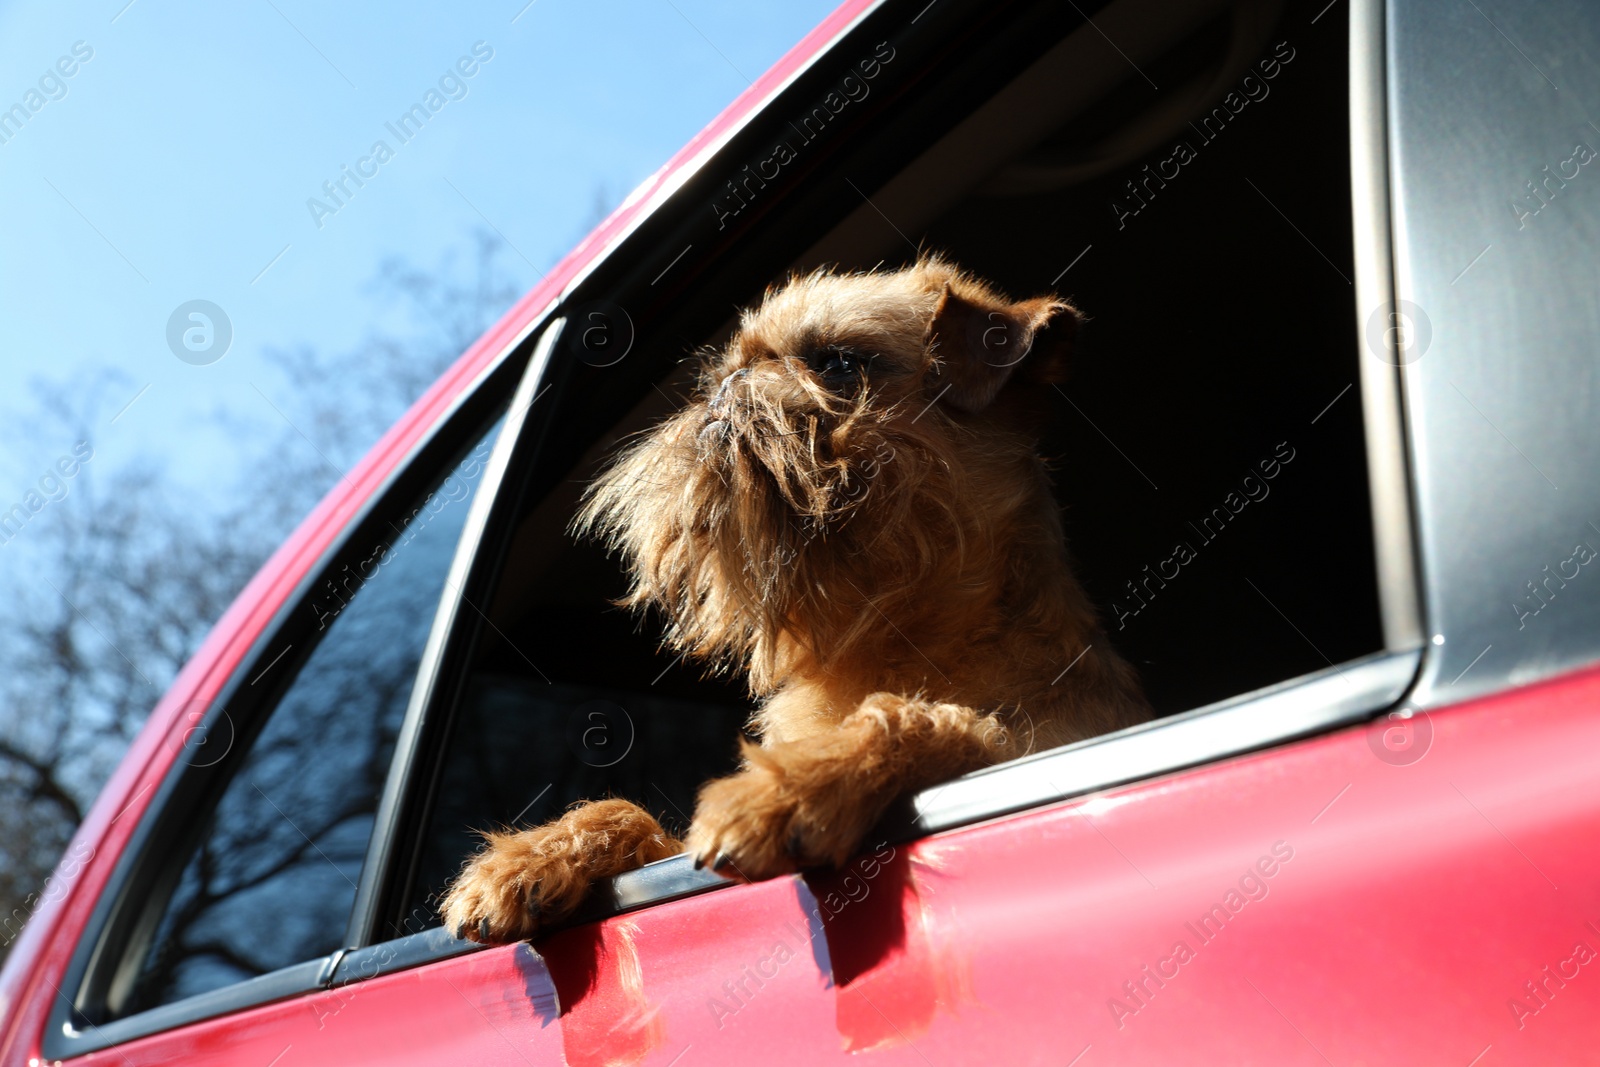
[926,284,1083,413]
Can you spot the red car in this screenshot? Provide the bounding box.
[5,0,1599,1062]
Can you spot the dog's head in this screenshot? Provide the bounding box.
[577,255,1082,691]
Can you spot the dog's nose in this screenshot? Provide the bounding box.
[708,367,749,413]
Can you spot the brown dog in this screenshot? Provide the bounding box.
[441,255,1150,943]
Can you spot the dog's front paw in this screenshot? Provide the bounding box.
[440,798,681,945]
[685,744,877,881]
[440,831,552,945]
[685,694,1009,882]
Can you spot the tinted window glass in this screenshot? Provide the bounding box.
[114,426,497,1016]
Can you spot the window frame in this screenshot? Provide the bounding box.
[46,0,1423,1053]
[337,0,1421,977]
[346,321,567,947]
[40,320,539,1061]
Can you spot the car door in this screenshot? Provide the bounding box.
[310,0,1597,1061]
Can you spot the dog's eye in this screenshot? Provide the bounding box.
[805,345,864,390]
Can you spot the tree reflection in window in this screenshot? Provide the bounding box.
[117,426,498,1016]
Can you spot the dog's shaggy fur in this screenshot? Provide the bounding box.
[442,256,1150,943]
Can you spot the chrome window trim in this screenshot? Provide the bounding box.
[584,654,1421,913]
[329,648,1422,993]
[1350,0,1425,653]
[344,319,565,947]
[1383,0,1600,704]
[901,649,1419,835]
[46,660,1421,1054]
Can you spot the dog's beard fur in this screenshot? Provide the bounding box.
[578,364,994,694]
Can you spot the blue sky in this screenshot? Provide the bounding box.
[0,0,836,525]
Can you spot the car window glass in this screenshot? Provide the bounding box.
[111,422,498,1017]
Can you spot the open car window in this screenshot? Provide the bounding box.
[370,0,1389,943]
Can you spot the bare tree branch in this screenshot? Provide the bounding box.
[0,230,523,969]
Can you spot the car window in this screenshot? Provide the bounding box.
[385,1,1382,936]
[106,421,499,1018]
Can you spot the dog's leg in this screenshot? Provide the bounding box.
[685,693,1009,880]
[441,798,681,944]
